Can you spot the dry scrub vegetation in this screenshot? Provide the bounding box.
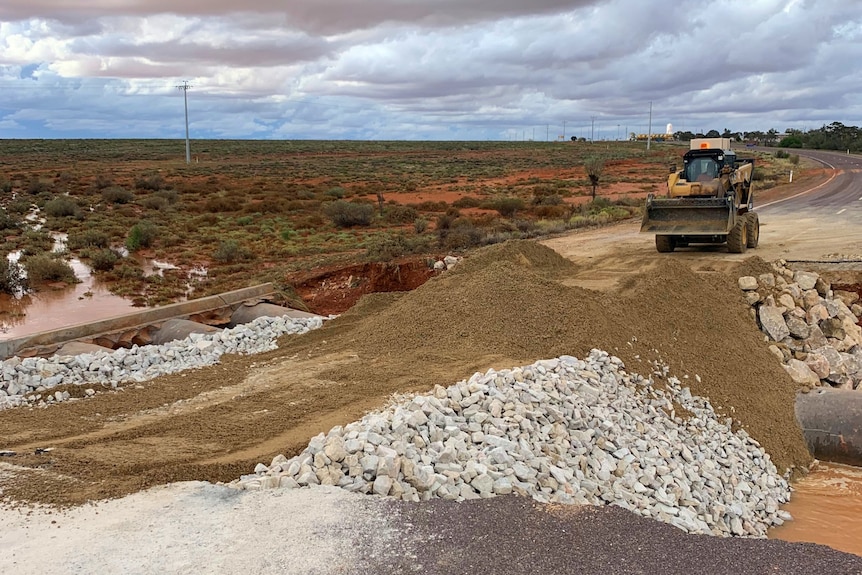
[0,140,794,306]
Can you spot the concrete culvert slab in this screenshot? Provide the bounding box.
[150,319,220,345]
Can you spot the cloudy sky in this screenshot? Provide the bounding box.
[1,0,860,140]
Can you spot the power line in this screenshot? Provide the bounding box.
[176,80,192,163]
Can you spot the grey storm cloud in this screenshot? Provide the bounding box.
[1,0,861,139]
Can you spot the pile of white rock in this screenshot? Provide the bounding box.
[0,315,324,410]
[738,262,862,389]
[235,349,791,537]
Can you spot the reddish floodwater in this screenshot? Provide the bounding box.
[0,258,138,340]
[769,462,862,557]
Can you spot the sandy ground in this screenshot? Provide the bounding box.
[3,481,862,575]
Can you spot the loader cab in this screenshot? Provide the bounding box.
[682,149,731,183]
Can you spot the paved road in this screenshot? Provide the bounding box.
[543,148,862,291]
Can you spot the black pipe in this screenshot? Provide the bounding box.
[795,388,862,465]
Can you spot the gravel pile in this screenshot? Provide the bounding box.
[739,262,862,389]
[0,315,324,410]
[235,349,791,537]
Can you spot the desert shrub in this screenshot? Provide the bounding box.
[21,229,54,254]
[325,187,347,199]
[236,215,254,226]
[0,177,12,194]
[411,200,449,212]
[534,204,570,218]
[322,200,375,227]
[89,249,120,272]
[102,186,134,204]
[296,189,317,200]
[68,229,110,250]
[0,208,19,232]
[491,197,524,217]
[135,173,166,191]
[532,188,564,206]
[26,178,52,195]
[0,258,27,294]
[157,189,179,204]
[414,218,428,234]
[126,221,158,251]
[452,196,482,209]
[44,195,80,218]
[384,205,418,224]
[24,254,79,284]
[204,195,241,213]
[141,196,169,211]
[255,198,287,214]
[93,173,114,190]
[775,149,789,159]
[513,219,537,233]
[789,154,800,166]
[365,234,408,261]
[213,239,254,263]
[8,199,30,215]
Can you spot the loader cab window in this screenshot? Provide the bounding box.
[687,157,717,182]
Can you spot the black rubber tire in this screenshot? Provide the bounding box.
[745,212,760,248]
[727,217,748,253]
[655,235,676,253]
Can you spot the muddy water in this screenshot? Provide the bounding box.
[0,262,138,340]
[770,462,862,556]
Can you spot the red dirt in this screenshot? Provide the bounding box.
[289,256,439,315]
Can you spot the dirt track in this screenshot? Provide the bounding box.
[1,156,859,508]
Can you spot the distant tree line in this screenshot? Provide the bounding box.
[665,122,862,152]
[776,122,862,152]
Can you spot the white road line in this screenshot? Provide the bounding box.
[837,208,847,215]
[758,156,838,209]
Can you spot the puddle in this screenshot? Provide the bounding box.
[769,462,862,557]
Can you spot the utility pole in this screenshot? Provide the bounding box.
[177,80,192,164]
[647,101,653,150]
[546,124,549,142]
[591,116,596,143]
[563,120,567,141]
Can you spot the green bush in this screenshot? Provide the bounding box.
[324,187,346,199]
[141,196,169,211]
[90,249,120,272]
[789,154,800,166]
[24,254,79,284]
[491,197,524,217]
[135,173,166,191]
[26,178,52,195]
[365,234,408,261]
[126,221,158,252]
[452,196,482,209]
[384,205,418,224]
[93,173,114,190]
[69,229,110,250]
[0,177,12,194]
[213,239,254,263]
[21,229,54,254]
[0,258,27,294]
[322,201,375,227]
[0,208,20,232]
[414,218,428,234]
[44,196,80,218]
[102,186,134,204]
[774,149,790,159]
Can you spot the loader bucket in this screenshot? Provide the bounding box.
[640,196,735,235]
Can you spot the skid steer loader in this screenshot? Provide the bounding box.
[641,138,759,253]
